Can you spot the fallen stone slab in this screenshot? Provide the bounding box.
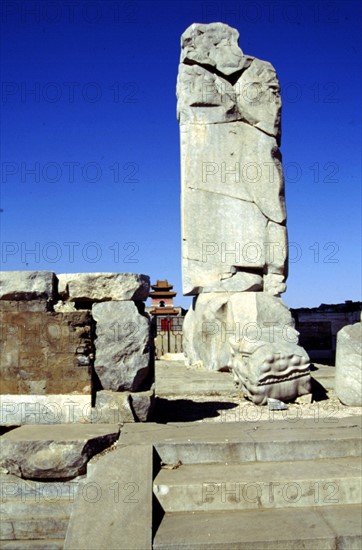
[335,322,362,406]
[64,444,152,550]
[0,271,56,301]
[57,272,150,302]
[0,424,119,479]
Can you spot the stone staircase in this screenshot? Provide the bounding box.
[151,418,362,549]
[1,417,361,549]
[0,475,79,549]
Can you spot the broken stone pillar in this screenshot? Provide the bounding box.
[178,23,286,297]
[177,23,311,404]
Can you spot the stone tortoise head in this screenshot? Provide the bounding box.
[230,337,311,405]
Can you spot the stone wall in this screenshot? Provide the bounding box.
[0,271,154,424]
[291,301,362,365]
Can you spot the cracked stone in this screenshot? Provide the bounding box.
[0,424,120,479]
[177,25,286,295]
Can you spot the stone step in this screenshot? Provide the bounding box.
[0,540,64,549]
[0,474,78,542]
[120,417,362,464]
[64,444,153,550]
[154,456,361,512]
[153,505,362,549]
[1,516,69,541]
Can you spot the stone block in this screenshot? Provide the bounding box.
[0,271,55,302]
[0,394,92,425]
[130,388,155,422]
[57,272,150,302]
[92,301,150,392]
[183,292,311,404]
[0,310,93,394]
[64,444,153,549]
[335,322,362,406]
[0,424,119,479]
[93,390,135,423]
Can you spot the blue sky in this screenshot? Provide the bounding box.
[1,0,361,309]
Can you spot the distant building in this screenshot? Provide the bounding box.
[147,280,186,356]
[149,279,179,316]
[291,301,361,365]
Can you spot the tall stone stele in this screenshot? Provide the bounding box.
[177,23,312,405]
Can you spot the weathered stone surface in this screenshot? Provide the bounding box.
[180,22,251,76]
[53,300,77,312]
[154,456,361,511]
[130,388,155,422]
[153,506,362,549]
[92,389,155,423]
[0,300,51,312]
[0,309,93,394]
[93,390,135,423]
[183,293,311,404]
[335,322,362,406]
[119,417,362,463]
[0,271,55,301]
[178,23,280,138]
[235,57,282,140]
[0,472,78,541]
[64,444,153,550]
[0,395,91,425]
[92,301,150,391]
[57,272,150,302]
[0,424,119,479]
[177,23,286,296]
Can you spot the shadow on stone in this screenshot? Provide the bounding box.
[0,425,19,436]
[152,447,165,540]
[311,377,329,402]
[153,397,238,423]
